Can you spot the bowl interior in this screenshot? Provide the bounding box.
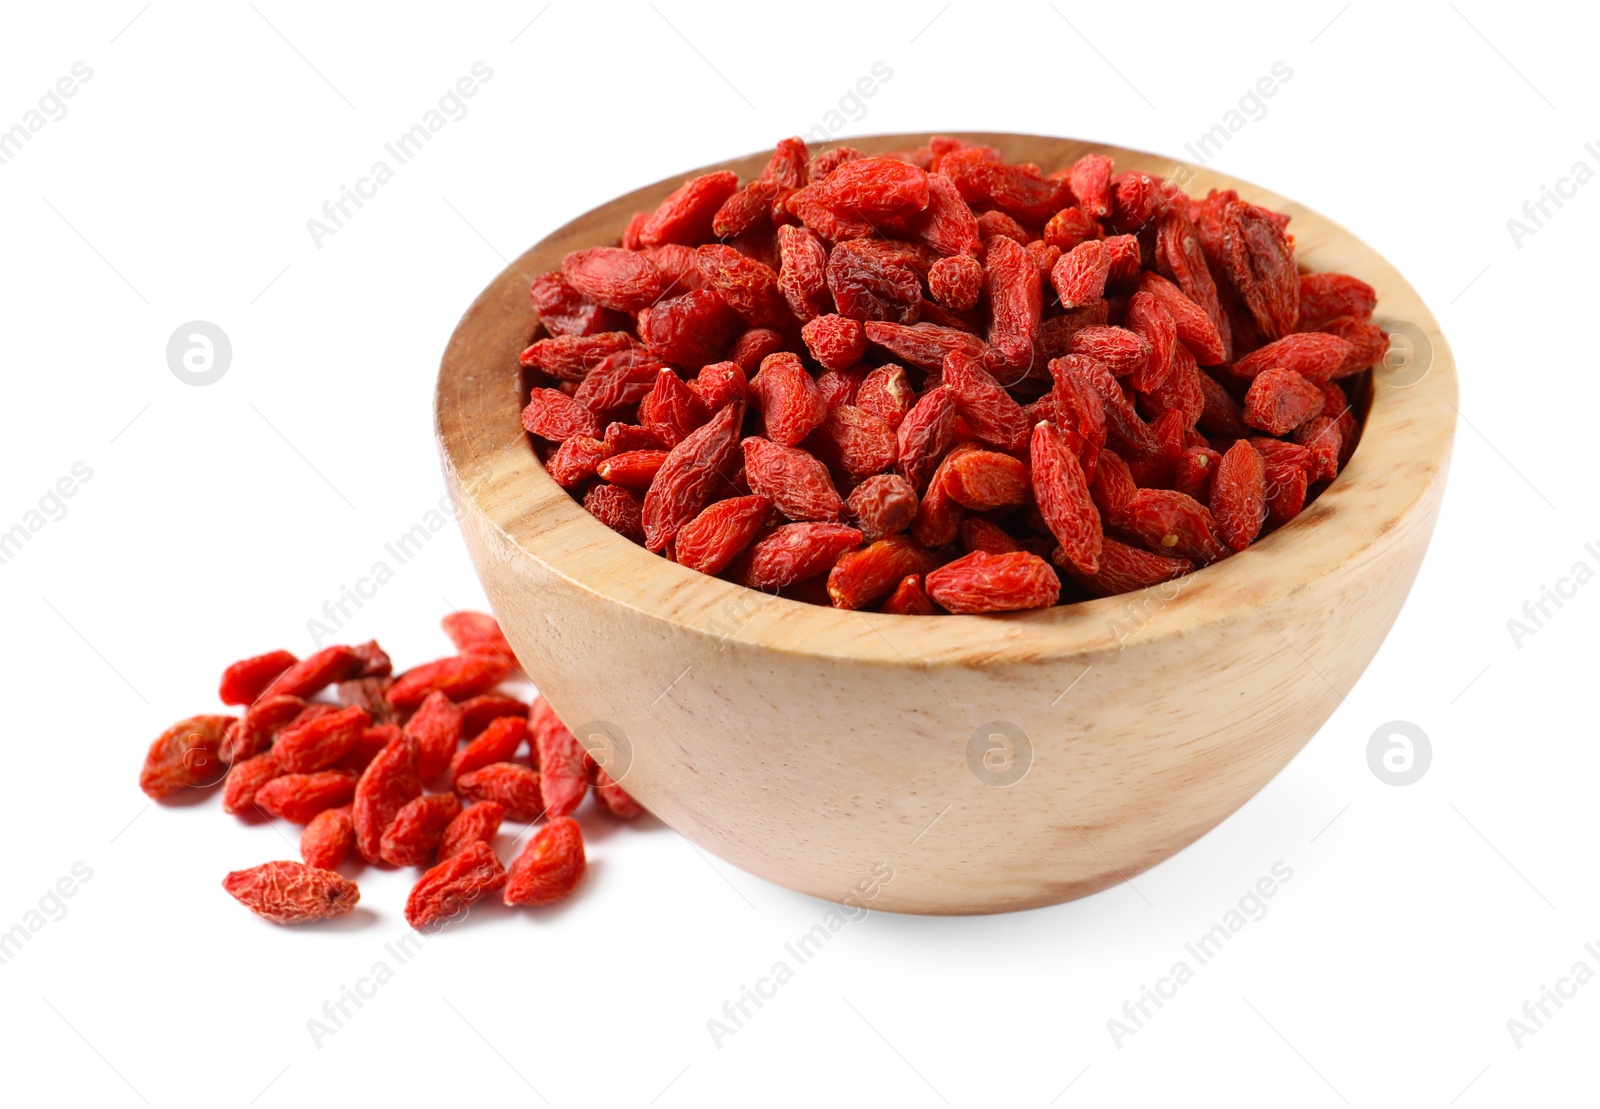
[436,133,1457,667]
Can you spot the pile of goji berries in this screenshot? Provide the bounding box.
[520,137,1383,613]
[138,612,641,926]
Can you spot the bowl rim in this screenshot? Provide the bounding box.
[436,131,1457,668]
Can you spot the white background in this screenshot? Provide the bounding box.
[1,2,1593,1105]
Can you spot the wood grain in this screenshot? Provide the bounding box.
[435,134,1457,914]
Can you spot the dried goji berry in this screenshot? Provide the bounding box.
[219,650,297,706]
[1243,368,1323,435]
[844,473,918,542]
[529,271,628,338]
[1031,422,1102,574]
[1220,200,1300,339]
[405,840,507,930]
[585,483,646,543]
[928,254,984,311]
[895,387,957,493]
[737,522,863,589]
[504,817,587,907]
[450,715,529,784]
[855,363,915,429]
[140,714,234,800]
[1212,440,1268,551]
[945,450,1032,510]
[826,239,923,324]
[827,535,939,610]
[1123,488,1230,565]
[925,550,1060,613]
[637,289,743,367]
[805,405,898,480]
[882,573,938,615]
[1298,272,1377,332]
[522,387,602,442]
[561,246,666,311]
[1232,332,1356,384]
[672,494,769,575]
[800,313,867,372]
[519,331,635,380]
[592,766,645,819]
[439,802,505,861]
[301,805,355,871]
[389,654,511,711]
[640,170,740,246]
[455,763,545,822]
[1050,240,1111,310]
[529,701,589,818]
[222,750,283,815]
[750,353,828,447]
[962,517,1022,555]
[224,861,360,925]
[1155,210,1231,362]
[259,645,362,702]
[863,320,988,370]
[274,706,370,774]
[983,236,1043,374]
[380,792,463,867]
[642,402,745,552]
[353,733,422,863]
[1061,537,1192,597]
[943,351,1030,452]
[255,770,359,824]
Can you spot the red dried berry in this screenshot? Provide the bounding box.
[560,246,666,312]
[353,734,422,863]
[1298,272,1377,332]
[1232,332,1356,384]
[439,802,505,861]
[943,350,1030,452]
[640,170,740,246]
[1243,368,1323,435]
[585,483,646,543]
[637,289,743,367]
[643,402,744,552]
[883,573,938,615]
[827,535,939,610]
[592,766,645,819]
[218,650,297,706]
[504,817,587,907]
[800,313,867,371]
[1031,421,1102,574]
[140,714,234,800]
[255,770,359,824]
[529,698,590,818]
[519,331,634,380]
[451,714,529,784]
[925,550,1061,614]
[522,387,602,441]
[928,254,984,311]
[380,792,463,868]
[844,473,919,541]
[895,387,957,493]
[982,236,1043,374]
[405,840,507,930]
[222,751,283,815]
[1212,440,1268,551]
[738,522,863,589]
[300,805,354,871]
[455,763,545,823]
[274,706,370,774]
[224,861,360,925]
[1220,200,1300,340]
[1062,537,1193,597]
[388,654,511,711]
[259,645,362,701]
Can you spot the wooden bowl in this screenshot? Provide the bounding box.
[436,133,1455,914]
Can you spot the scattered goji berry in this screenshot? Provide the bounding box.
[380,792,463,868]
[405,840,507,930]
[224,861,360,925]
[438,802,505,861]
[218,650,297,706]
[353,734,422,863]
[255,770,359,824]
[455,763,545,822]
[504,817,587,907]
